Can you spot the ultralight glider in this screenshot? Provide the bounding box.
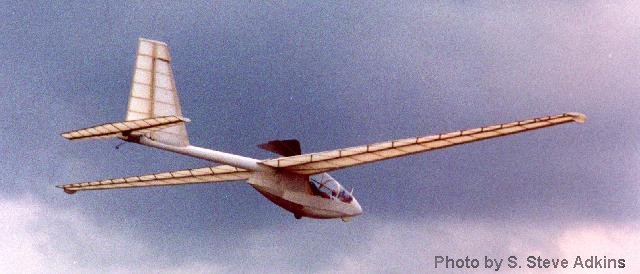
[58,38,586,221]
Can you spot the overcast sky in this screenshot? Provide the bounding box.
[1,1,639,273]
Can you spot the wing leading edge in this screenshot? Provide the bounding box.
[57,165,251,194]
[260,112,586,175]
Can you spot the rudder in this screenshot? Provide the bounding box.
[126,38,189,147]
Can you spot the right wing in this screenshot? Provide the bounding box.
[57,165,251,194]
[260,112,586,175]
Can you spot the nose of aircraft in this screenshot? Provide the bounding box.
[341,198,363,222]
[352,198,363,216]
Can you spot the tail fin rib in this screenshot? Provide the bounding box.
[126,38,190,146]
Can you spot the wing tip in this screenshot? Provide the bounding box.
[60,132,74,140]
[64,188,78,194]
[56,185,77,195]
[566,112,587,123]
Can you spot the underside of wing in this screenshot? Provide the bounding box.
[260,112,586,175]
[57,165,251,194]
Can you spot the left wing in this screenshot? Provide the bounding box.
[260,112,586,175]
[57,165,251,194]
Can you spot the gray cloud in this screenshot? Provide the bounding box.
[2,196,637,273]
[1,1,639,271]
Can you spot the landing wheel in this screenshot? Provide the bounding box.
[294,214,302,219]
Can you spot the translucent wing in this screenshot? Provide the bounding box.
[260,112,586,175]
[57,165,251,194]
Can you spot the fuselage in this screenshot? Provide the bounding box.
[250,171,362,220]
[135,136,362,220]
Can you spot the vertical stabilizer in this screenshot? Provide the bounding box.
[126,38,189,146]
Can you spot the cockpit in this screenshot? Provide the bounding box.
[309,173,353,203]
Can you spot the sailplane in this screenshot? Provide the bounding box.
[58,38,586,221]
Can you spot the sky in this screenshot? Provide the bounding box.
[1,1,639,273]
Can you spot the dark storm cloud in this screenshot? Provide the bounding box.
[1,1,639,271]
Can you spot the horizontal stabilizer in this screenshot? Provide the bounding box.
[57,164,250,193]
[260,112,587,175]
[61,115,189,141]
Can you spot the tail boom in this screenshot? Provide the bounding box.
[136,136,261,171]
